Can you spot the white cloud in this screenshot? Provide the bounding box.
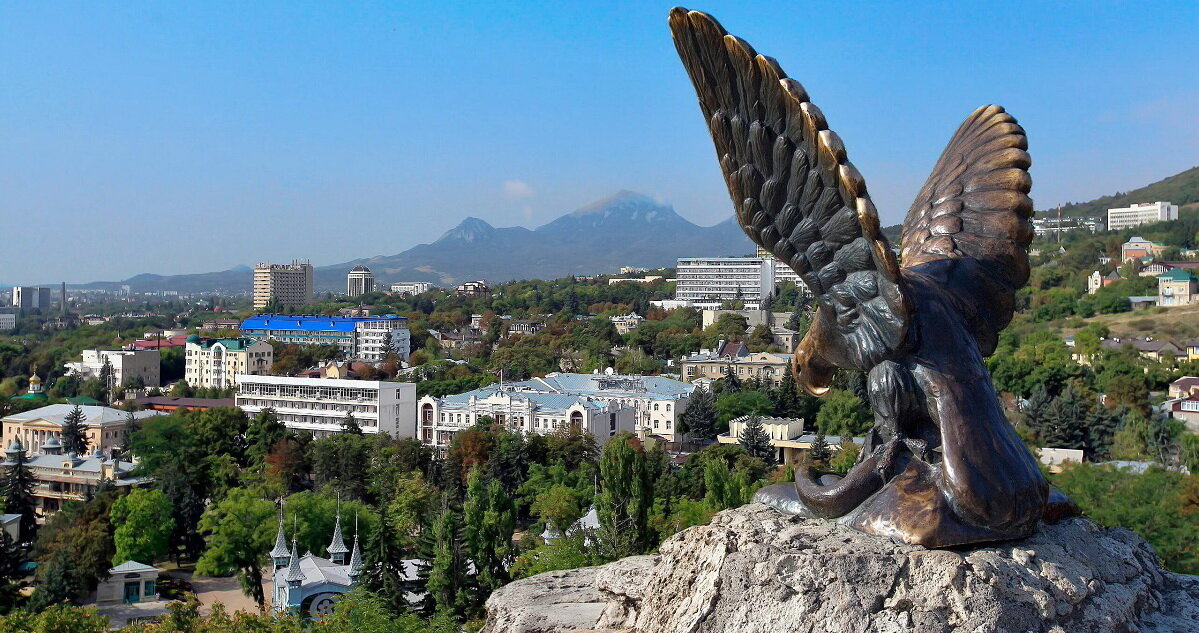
[503,179,536,199]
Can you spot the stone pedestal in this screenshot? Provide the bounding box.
[484,504,1199,633]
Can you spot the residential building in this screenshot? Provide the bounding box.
[253,261,313,310]
[610,312,645,335]
[64,348,161,388]
[680,341,793,385]
[0,308,14,331]
[619,266,650,275]
[11,286,51,311]
[1121,237,1168,262]
[755,245,807,290]
[1158,269,1198,307]
[427,328,482,352]
[1086,336,1185,363]
[240,314,411,361]
[1168,376,1199,399]
[1107,202,1179,231]
[1,404,161,459]
[675,257,774,309]
[184,335,274,389]
[455,280,491,297]
[716,415,861,465]
[1166,396,1199,433]
[608,275,665,285]
[504,319,545,337]
[236,374,417,439]
[418,371,693,444]
[129,333,190,349]
[3,439,145,516]
[700,309,792,329]
[346,266,375,297]
[201,318,243,331]
[390,281,433,296]
[1087,270,1122,294]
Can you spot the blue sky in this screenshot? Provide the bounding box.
[1,1,1196,283]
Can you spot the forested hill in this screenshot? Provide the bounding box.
[1054,166,1199,218]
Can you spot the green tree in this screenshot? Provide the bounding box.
[245,408,290,465]
[60,405,89,456]
[737,415,774,465]
[814,389,872,436]
[341,411,363,435]
[808,432,832,465]
[679,388,716,441]
[714,390,772,427]
[110,489,174,565]
[360,511,412,616]
[0,441,37,545]
[195,488,276,607]
[425,499,467,616]
[531,484,584,534]
[463,469,515,601]
[596,433,654,557]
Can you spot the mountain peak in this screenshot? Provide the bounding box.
[438,216,496,243]
[535,191,688,234]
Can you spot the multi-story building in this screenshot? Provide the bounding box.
[3,438,144,516]
[455,280,491,297]
[390,281,433,296]
[11,286,51,311]
[1158,269,1198,307]
[418,371,693,444]
[346,266,375,297]
[716,415,861,465]
[755,245,807,290]
[680,340,793,385]
[1,403,161,459]
[253,261,313,310]
[240,314,411,361]
[675,257,774,309]
[1121,237,1168,262]
[1107,202,1179,231]
[236,374,416,439]
[63,348,161,388]
[610,312,645,335]
[0,308,14,331]
[184,335,274,389]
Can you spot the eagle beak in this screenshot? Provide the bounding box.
[793,342,835,396]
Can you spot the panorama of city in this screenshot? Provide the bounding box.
[1,3,1196,632]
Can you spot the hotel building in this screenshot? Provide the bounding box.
[184,335,274,389]
[1106,201,1179,231]
[236,374,417,439]
[253,261,314,310]
[240,314,411,361]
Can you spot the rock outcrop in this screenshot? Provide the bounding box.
[484,504,1199,633]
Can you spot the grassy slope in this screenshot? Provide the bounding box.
[1051,166,1199,218]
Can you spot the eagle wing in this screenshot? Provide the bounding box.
[669,8,909,374]
[899,105,1034,356]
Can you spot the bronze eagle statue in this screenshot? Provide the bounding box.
[670,8,1075,547]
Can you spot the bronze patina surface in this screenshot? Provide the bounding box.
[670,7,1076,547]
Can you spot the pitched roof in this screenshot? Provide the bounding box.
[109,561,159,574]
[4,405,160,426]
[1159,268,1197,282]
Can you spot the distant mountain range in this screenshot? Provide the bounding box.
[75,191,754,293]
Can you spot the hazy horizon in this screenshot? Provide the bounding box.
[2,1,1196,283]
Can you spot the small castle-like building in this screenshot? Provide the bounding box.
[270,500,362,617]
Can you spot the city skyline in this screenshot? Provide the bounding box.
[2,0,1196,283]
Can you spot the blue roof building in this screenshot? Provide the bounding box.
[241,314,411,361]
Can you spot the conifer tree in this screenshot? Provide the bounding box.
[341,411,363,435]
[596,433,654,557]
[738,415,775,465]
[1,440,38,544]
[361,510,412,615]
[424,497,467,617]
[680,388,716,441]
[808,432,832,466]
[60,405,89,456]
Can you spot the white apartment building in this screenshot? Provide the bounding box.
[253,261,314,310]
[64,349,161,388]
[0,308,14,331]
[11,286,51,311]
[675,257,774,310]
[346,266,375,297]
[184,336,274,389]
[390,281,432,296]
[1106,201,1179,231]
[240,314,411,361]
[236,374,416,439]
[755,245,807,290]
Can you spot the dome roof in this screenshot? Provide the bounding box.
[186,334,201,344]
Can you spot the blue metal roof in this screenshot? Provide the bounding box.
[241,314,406,332]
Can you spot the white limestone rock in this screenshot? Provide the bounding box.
[484,504,1199,633]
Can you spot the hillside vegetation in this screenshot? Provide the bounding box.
[1055,165,1199,218]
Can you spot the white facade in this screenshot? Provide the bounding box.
[0,309,14,331]
[755,245,807,290]
[184,337,274,389]
[1107,201,1179,231]
[346,266,375,297]
[241,315,411,361]
[675,257,774,310]
[11,286,51,311]
[253,261,314,309]
[64,348,161,388]
[390,281,432,295]
[236,375,416,439]
[417,388,635,448]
